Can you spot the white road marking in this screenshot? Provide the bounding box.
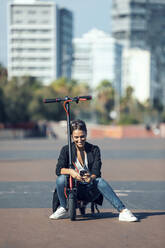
[0,190,16,195]
[116,193,128,196]
[0,189,164,196]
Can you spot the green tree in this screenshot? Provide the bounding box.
[70,81,91,119]
[3,76,42,123]
[94,80,115,124]
[0,87,6,122]
[119,86,144,124]
[0,65,8,122]
[48,78,91,120]
[0,64,8,86]
[0,75,92,124]
[29,83,67,121]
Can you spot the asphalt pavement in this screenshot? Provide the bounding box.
[0,138,165,248]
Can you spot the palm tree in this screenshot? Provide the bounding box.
[94,80,115,124]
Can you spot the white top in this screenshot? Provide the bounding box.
[75,152,88,174]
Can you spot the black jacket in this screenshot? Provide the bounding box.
[52,142,103,212]
[56,141,102,177]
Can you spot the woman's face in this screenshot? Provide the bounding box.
[72,129,87,149]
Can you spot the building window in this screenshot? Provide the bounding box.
[41,20,49,24]
[28,10,36,14]
[14,10,22,14]
[14,20,23,24]
[28,20,36,24]
[42,10,49,14]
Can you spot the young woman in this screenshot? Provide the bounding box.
[49,119,137,222]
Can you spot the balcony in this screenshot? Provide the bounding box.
[131,20,147,30]
[10,69,54,77]
[11,61,53,67]
[112,19,131,32]
[10,24,54,30]
[10,32,53,39]
[10,43,53,49]
[10,51,54,58]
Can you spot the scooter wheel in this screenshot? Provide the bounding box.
[69,192,76,221]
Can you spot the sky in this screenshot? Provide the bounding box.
[40,0,112,37]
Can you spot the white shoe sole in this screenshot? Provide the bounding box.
[49,213,68,220]
[119,217,138,222]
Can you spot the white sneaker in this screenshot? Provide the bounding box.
[49,207,68,220]
[119,209,138,222]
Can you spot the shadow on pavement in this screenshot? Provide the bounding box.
[135,211,165,221]
[75,211,165,222]
[76,212,118,221]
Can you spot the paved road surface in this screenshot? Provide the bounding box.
[0,138,165,248]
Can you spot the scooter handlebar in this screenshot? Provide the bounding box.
[43,98,61,103]
[43,95,92,103]
[78,95,92,100]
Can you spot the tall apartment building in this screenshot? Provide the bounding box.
[8,0,73,84]
[122,48,153,102]
[112,0,165,105]
[0,0,8,67]
[72,29,122,93]
[59,8,73,80]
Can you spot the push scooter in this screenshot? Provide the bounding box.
[44,95,92,220]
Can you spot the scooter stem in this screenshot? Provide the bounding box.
[65,101,72,167]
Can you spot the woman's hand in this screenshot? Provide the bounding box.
[69,169,83,181]
[82,173,91,183]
